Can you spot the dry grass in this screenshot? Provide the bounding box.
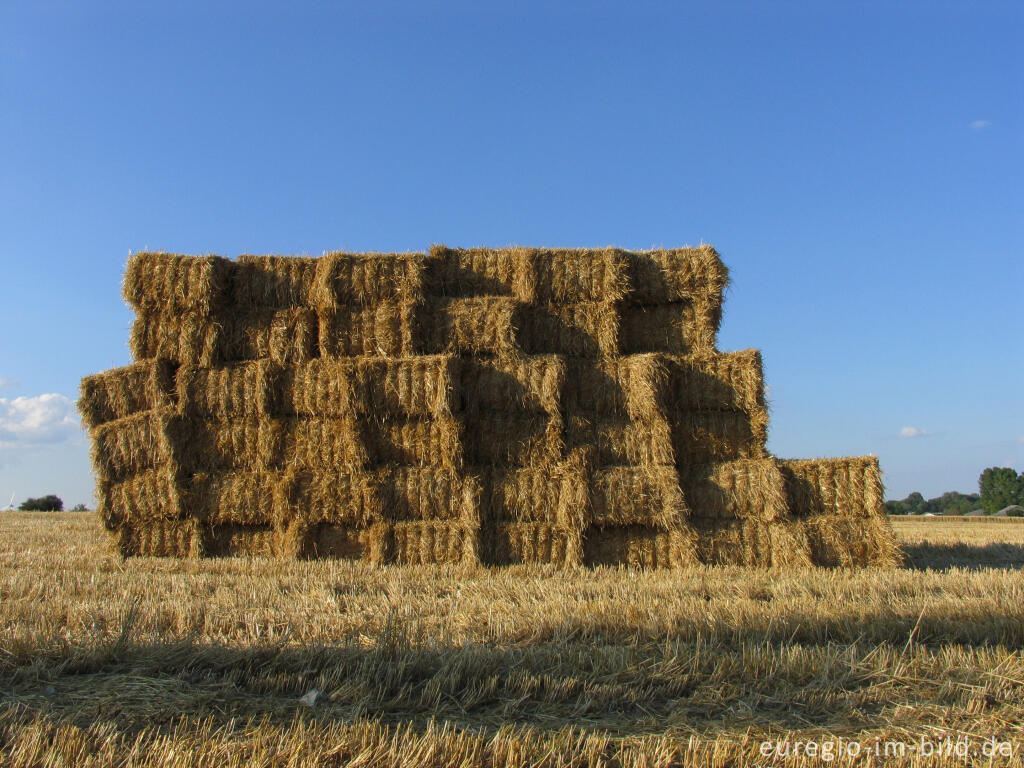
[1,511,1023,766]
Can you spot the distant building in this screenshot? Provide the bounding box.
[994,505,1024,517]
[963,509,986,517]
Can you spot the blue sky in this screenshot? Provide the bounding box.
[1,1,1021,508]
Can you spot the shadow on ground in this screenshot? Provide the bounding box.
[901,542,1024,571]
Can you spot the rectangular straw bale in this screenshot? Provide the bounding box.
[425,245,532,300]
[388,520,478,565]
[185,470,280,526]
[679,459,787,523]
[276,360,352,417]
[359,415,463,469]
[477,459,588,528]
[123,252,232,314]
[623,246,729,307]
[168,417,282,474]
[566,414,674,466]
[485,522,581,566]
[115,518,203,558]
[131,309,318,365]
[274,469,382,527]
[692,519,812,568]
[671,409,767,463]
[203,524,283,557]
[176,361,280,417]
[662,350,766,414]
[779,456,885,519]
[582,524,697,568]
[462,413,562,467]
[281,417,368,470]
[375,466,479,523]
[89,408,176,482]
[318,301,415,357]
[349,355,458,417]
[98,468,183,529]
[563,354,666,419]
[79,359,176,429]
[526,248,627,304]
[461,355,565,415]
[801,515,901,568]
[618,303,715,355]
[590,466,688,529]
[516,301,618,358]
[216,308,318,363]
[312,251,426,308]
[415,297,519,355]
[235,255,318,309]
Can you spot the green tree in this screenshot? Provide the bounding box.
[978,468,1024,514]
[18,494,64,512]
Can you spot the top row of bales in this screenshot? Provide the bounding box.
[123,245,728,317]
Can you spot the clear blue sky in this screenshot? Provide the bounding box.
[1,1,1021,508]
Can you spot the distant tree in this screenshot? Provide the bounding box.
[978,468,1024,514]
[903,492,925,514]
[71,503,88,512]
[18,495,64,512]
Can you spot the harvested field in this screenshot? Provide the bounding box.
[2,512,1022,767]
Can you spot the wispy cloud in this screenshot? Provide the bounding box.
[0,394,80,445]
[970,120,991,131]
[0,377,17,392]
[900,426,932,438]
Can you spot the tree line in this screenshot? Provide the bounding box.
[886,467,1024,516]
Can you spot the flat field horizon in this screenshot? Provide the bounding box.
[2,511,1023,767]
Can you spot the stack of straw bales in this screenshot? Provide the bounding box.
[81,245,898,567]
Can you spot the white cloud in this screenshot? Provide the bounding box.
[0,394,80,445]
[900,426,932,438]
[970,120,991,131]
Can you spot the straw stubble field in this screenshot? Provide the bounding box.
[2,512,1023,767]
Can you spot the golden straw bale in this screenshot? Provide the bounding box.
[515,301,619,358]
[670,409,767,463]
[525,247,627,304]
[176,361,281,417]
[679,459,788,523]
[692,519,812,567]
[582,524,698,568]
[476,458,589,528]
[461,355,566,415]
[416,297,519,355]
[563,354,666,419]
[114,518,204,558]
[590,466,688,529]
[622,246,729,307]
[318,301,416,357]
[274,468,382,528]
[662,350,766,414]
[349,355,458,417]
[97,468,183,529]
[618,303,717,355]
[462,413,562,467]
[79,359,176,429]
[235,255,319,309]
[122,252,232,314]
[186,471,280,526]
[280,417,368,470]
[566,414,674,466]
[311,251,426,308]
[358,415,463,469]
[131,309,318,365]
[375,467,479,523]
[276,360,352,417]
[169,418,285,474]
[425,245,533,300]
[485,522,582,566]
[800,514,901,568]
[388,520,479,566]
[779,456,885,519]
[89,408,176,482]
